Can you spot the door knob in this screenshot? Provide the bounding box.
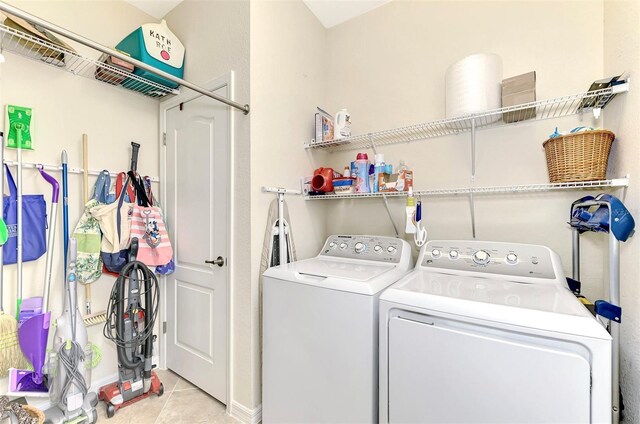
[205,256,225,267]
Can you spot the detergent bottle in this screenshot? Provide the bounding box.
[354,153,370,193]
[334,109,351,140]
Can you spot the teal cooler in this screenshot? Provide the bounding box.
[116,19,185,94]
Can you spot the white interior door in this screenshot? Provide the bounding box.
[163,85,229,404]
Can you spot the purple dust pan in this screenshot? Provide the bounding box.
[8,312,51,396]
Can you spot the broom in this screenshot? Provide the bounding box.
[0,132,26,376]
[79,135,106,327]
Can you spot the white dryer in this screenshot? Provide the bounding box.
[379,240,612,424]
[263,235,413,423]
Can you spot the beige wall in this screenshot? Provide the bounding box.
[323,0,608,298]
[164,0,253,409]
[0,0,158,388]
[604,1,640,420]
[250,0,329,408]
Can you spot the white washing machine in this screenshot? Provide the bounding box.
[379,240,612,424]
[263,235,413,424]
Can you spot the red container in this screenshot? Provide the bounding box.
[311,168,335,193]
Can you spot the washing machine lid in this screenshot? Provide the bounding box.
[381,270,611,339]
[264,256,405,295]
[293,257,394,281]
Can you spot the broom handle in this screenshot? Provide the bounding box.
[0,132,4,313]
[16,142,22,319]
[83,134,91,315]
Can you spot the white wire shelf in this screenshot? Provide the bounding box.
[306,83,630,152]
[0,22,179,99]
[304,177,629,200]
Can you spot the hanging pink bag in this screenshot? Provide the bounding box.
[128,172,173,266]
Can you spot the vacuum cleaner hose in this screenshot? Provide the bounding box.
[116,263,139,371]
[103,260,159,370]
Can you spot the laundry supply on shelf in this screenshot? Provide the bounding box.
[373,154,386,193]
[314,107,334,144]
[354,153,370,193]
[333,177,355,194]
[311,167,340,193]
[378,166,414,193]
[334,108,351,140]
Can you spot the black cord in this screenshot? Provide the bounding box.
[102,261,159,349]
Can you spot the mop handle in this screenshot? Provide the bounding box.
[38,167,59,311]
[62,150,69,276]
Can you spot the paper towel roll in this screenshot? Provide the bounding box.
[445,53,503,122]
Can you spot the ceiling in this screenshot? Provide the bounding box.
[124,0,182,20]
[125,0,391,28]
[303,0,391,28]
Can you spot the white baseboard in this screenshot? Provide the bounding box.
[229,400,262,424]
[27,372,119,411]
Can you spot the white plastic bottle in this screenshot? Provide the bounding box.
[334,109,351,140]
[373,153,385,193]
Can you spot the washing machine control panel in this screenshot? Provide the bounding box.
[420,240,557,280]
[321,235,404,263]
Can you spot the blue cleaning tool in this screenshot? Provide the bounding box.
[570,194,635,242]
[62,151,69,277]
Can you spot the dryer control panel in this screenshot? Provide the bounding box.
[420,240,560,281]
[321,235,406,264]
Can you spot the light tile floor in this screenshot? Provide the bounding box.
[96,369,240,424]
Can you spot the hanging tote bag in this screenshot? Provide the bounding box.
[2,165,47,263]
[143,175,175,275]
[90,175,134,273]
[73,170,111,283]
[128,172,173,266]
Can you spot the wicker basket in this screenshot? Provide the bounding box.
[543,130,615,183]
[22,405,44,424]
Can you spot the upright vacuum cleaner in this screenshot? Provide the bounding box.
[99,238,163,418]
[44,238,98,424]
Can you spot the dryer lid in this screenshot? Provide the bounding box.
[388,270,589,316]
[381,271,610,339]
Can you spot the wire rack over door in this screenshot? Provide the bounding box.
[306,83,629,152]
[0,23,178,98]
